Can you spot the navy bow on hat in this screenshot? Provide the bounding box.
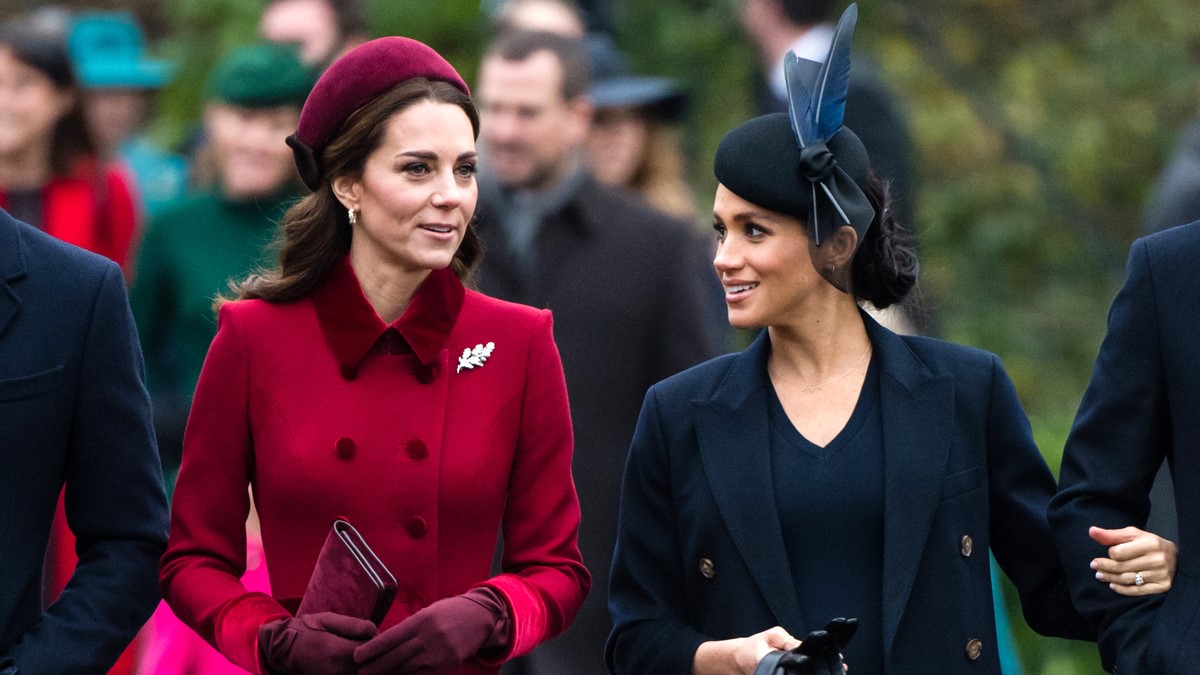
[784,3,874,246]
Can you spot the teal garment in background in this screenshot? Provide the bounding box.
[131,187,292,395]
[992,554,1024,675]
[117,136,188,217]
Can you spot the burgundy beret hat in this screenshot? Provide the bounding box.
[286,36,470,190]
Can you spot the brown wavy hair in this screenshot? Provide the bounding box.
[233,78,482,303]
[629,120,696,220]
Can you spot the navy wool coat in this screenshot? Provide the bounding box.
[608,316,1092,674]
[0,209,168,673]
[1050,222,1200,673]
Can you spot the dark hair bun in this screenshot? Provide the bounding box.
[851,173,918,309]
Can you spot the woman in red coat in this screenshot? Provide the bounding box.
[160,37,590,674]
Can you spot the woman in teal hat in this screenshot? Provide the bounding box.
[68,11,187,217]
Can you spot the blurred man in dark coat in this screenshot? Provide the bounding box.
[1050,221,1200,673]
[475,30,727,674]
[739,0,915,231]
[0,207,168,673]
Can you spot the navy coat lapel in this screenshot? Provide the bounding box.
[865,318,956,661]
[693,331,806,633]
[0,212,26,339]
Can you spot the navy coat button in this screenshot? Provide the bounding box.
[965,638,983,661]
[335,437,355,459]
[699,558,715,579]
[405,516,427,538]
[960,535,973,557]
[341,364,358,381]
[406,439,428,459]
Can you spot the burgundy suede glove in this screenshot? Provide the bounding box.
[353,587,510,674]
[258,612,379,675]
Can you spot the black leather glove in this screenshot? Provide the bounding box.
[754,618,857,675]
[258,611,379,675]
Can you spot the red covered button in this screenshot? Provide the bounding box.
[405,593,426,613]
[340,364,358,381]
[406,439,428,459]
[405,516,427,538]
[335,437,355,459]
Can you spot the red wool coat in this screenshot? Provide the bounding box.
[160,258,590,673]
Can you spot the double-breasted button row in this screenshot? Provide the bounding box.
[699,558,715,579]
[332,437,430,460]
[960,534,973,557]
[964,638,983,661]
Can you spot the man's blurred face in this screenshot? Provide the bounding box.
[259,0,340,67]
[477,50,590,191]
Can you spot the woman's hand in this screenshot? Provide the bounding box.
[353,588,507,674]
[257,612,378,675]
[693,626,801,675]
[1089,525,1178,596]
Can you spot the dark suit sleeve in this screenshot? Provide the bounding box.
[1049,238,1168,672]
[606,387,709,673]
[3,263,169,673]
[983,354,1093,640]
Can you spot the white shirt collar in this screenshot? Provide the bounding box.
[768,23,836,101]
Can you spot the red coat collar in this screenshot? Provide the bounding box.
[312,256,465,369]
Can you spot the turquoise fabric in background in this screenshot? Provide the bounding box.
[992,555,1024,675]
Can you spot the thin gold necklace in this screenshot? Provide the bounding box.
[769,343,872,394]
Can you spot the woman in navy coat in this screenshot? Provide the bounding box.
[606,10,1172,673]
[160,38,588,674]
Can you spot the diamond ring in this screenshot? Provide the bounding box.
[1134,571,1145,587]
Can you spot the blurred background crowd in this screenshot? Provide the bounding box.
[3,0,1199,673]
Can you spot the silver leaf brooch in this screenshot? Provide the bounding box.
[457,342,495,373]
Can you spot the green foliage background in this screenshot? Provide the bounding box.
[11,0,1200,671]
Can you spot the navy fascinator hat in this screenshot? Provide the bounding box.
[713,4,874,247]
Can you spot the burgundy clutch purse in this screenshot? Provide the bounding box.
[296,519,398,626]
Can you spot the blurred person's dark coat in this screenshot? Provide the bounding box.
[0,207,168,673]
[1143,117,1200,237]
[477,174,727,674]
